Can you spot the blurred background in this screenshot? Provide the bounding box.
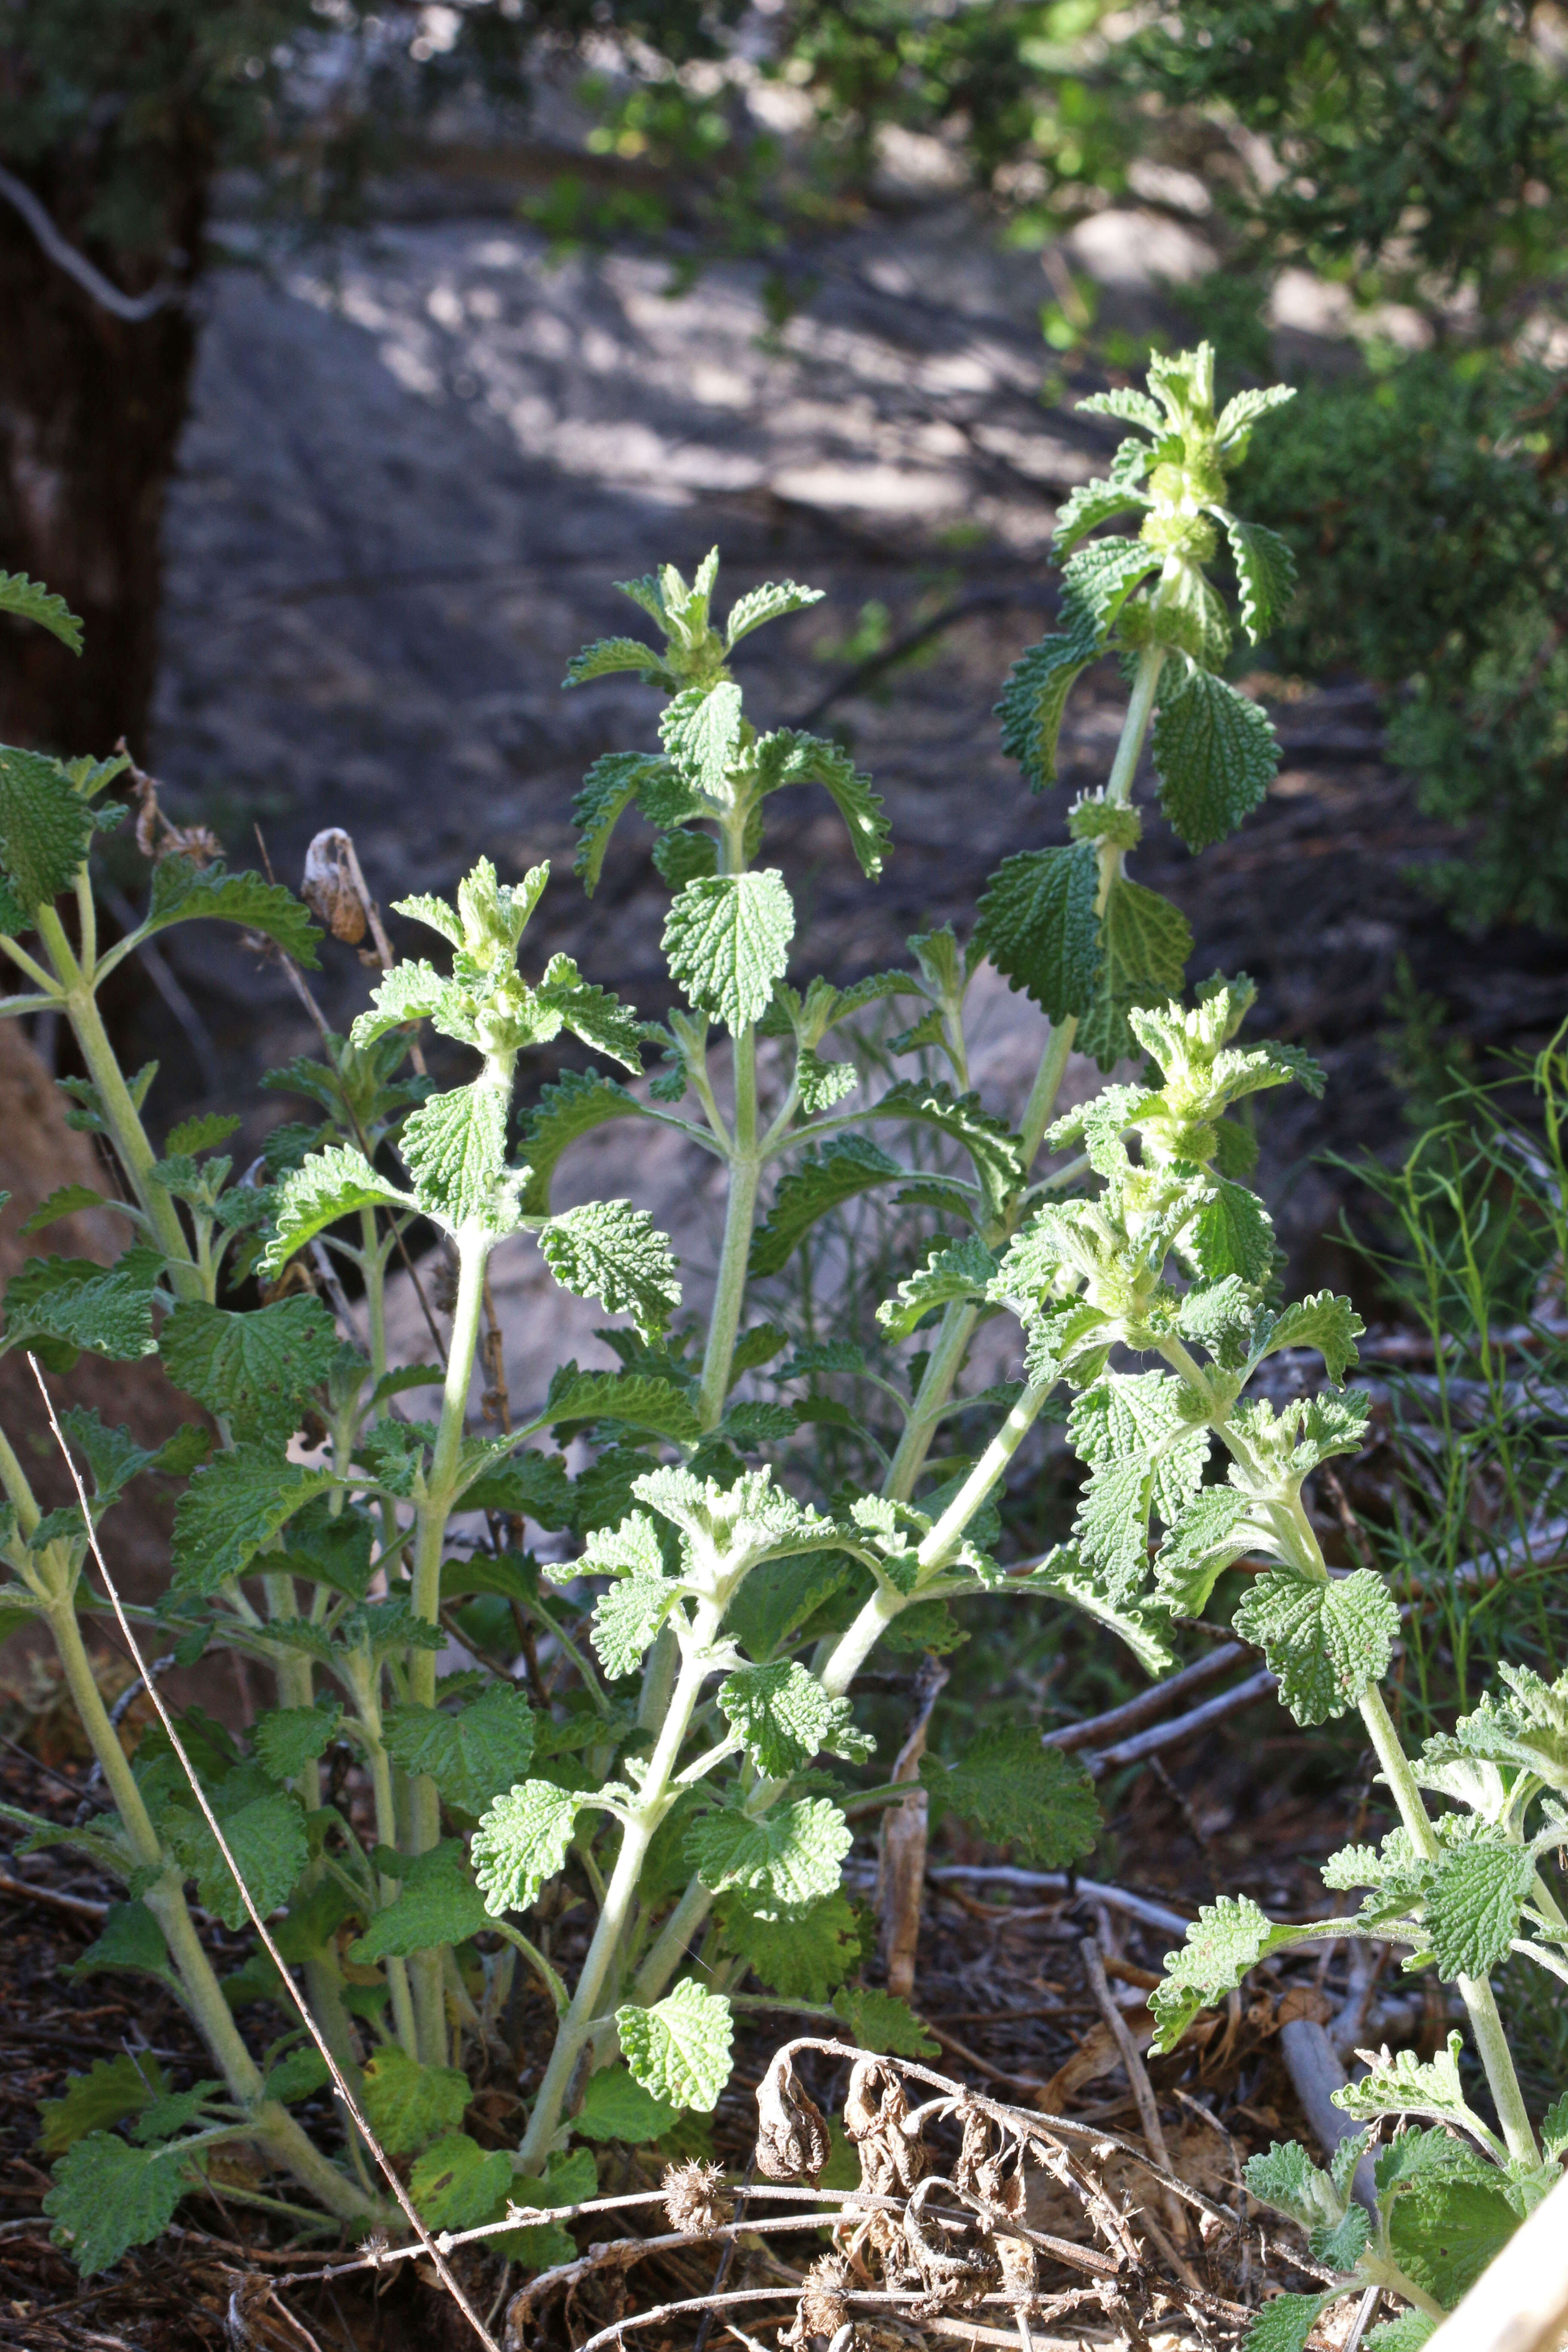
[2,0,1567,1285]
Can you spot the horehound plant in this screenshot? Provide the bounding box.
[0,347,1476,2305]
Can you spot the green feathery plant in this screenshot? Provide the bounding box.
[2,346,1549,2337]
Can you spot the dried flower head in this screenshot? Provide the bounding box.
[843,2058,925,2199]
[302,826,369,945]
[662,2158,732,2236]
[756,2049,831,2182]
[787,2252,851,2348]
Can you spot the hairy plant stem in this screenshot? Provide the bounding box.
[37,1540,371,2216]
[697,1029,759,1432]
[520,1598,725,2169]
[1170,1343,1540,2165]
[33,901,202,1296]
[881,642,1169,1506]
[1357,1682,1539,2165]
[406,1215,492,2061]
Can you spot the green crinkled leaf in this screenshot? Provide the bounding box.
[564,637,673,688]
[1335,2036,1472,2131]
[1219,515,1298,644]
[574,2065,679,2142]
[262,2046,331,2104]
[1152,666,1278,852]
[519,1071,643,1217]
[5,1246,164,1363]
[351,1839,490,1959]
[1243,2137,1336,2232]
[167,1788,309,1932]
[725,580,824,647]
[67,1900,179,1994]
[617,1978,734,2112]
[1078,388,1165,434]
[44,2132,188,2276]
[141,859,321,967]
[159,1295,340,1446]
[535,953,645,1072]
[40,2054,162,2156]
[1243,2291,1339,2352]
[472,1779,584,1913]
[1255,1292,1365,1384]
[494,2145,597,2266]
[1424,1842,1534,1980]
[572,752,667,893]
[662,680,744,800]
[1076,875,1193,1072]
[349,959,458,1050]
[1188,1177,1277,1286]
[1365,2315,1436,2351]
[831,1985,938,2058]
[591,1570,683,1678]
[1053,476,1152,555]
[1060,538,1161,642]
[171,1448,335,1595]
[1214,384,1297,452]
[1151,1894,1290,2052]
[0,745,93,911]
[1388,2174,1519,2312]
[0,570,82,651]
[921,1728,1099,1866]
[688,1797,852,1910]
[717,1661,867,1778]
[542,1367,701,1443]
[749,1136,903,1280]
[796,1050,856,1114]
[410,2132,513,2232]
[864,1081,1020,1197]
[401,1081,513,1231]
[753,729,890,878]
[716,1887,861,2003]
[18,1184,113,1238]
[261,1144,409,1274]
[539,1200,680,1340]
[1233,1567,1398,1727]
[251,1700,343,1784]
[360,2045,470,2156]
[876,1236,997,1341]
[974,842,1100,1020]
[383,1684,536,1815]
[663,869,795,1035]
[726,1554,851,1662]
[995,634,1098,789]
[1155,1487,1259,1615]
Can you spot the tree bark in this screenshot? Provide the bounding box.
[0,164,205,759]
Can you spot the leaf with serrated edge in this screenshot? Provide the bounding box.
[921,1729,1099,1866]
[159,1296,339,1446]
[168,1789,308,1931]
[1424,1844,1534,1980]
[352,1840,490,1960]
[717,1888,861,2003]
[1219,514,1298,644]
[472,1779,583,1913]
[1152,667,1278,852]
[401,1081,512,1230]
[564,637,671,687]
[43,2134,188,2276]
[519,1071,643,1216]
[661,682,743,801]
[663,870,794,1035]
[171,1449,335,1594]
[717,1661,864,1778]
[831,1986,939,2057]
[877,1236,997,1341]
[753,729,890,878]
[975,843,1099,1018]
[141,860,321,967]
[749,1136,902,1280]
[261,1144,410,1274]
[688,1797,851,1909]
[1253,1293,1364,1384]
[617,1978,734,2111]
[383,1685,536,1815]
[725,581,824,647]
[360,2045,469,2156]
[539,1200,680,1339]
[592,1572,683,1678]
[1151,1893,1291,2052]
[1233,1568,1397,1727]
[0,570,82,651]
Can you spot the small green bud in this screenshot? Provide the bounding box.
[1069,795,1141,851]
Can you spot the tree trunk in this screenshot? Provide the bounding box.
[0,167,205,760]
